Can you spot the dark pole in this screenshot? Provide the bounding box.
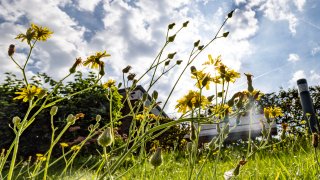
[297,79,319,133]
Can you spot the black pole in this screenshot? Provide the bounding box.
[297,79,319,133]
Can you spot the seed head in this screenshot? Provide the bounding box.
[122,65,132,73]
[127,73,136,81]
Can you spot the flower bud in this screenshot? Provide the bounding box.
[194,40,200,47]
[198,45,204,50]
[69,57,82,74]
[97,127,114,147]
[96,114,101,122]
[182,21,189,27]
[8,44,15,56]
[190,66,197,75]
[167,52,176,59]
[176,60,183,65]
[165,60,170,66]
[99,62,105,76]
[12,116,21,125]
[228,10,235,18]
[152,90,158,100]
[168,23,175,29]
[168,34,176,42]
[38,89,47,99]
[50,106,58,116]
[150,147,162,168]
[223,32,229,38]
[66,114,76,124]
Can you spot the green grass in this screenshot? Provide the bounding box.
[38,139,320,180]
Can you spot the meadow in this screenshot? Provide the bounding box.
[1,10,320,180]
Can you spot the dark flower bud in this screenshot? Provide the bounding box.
[167,52,176,59]
[223,32,229,38]
[168,34,176,42]
[182,21,189,27]
[228,10,235,18]
[176,60,183,65]
[8,44,15,56]
[127,73,136,81]
[122,65,132,73]
[198,45,204,50]
[194,40,200,47]
[99,61,105,76]
[152,90,158,100]
[190,66,197,75]
[168,23,175,29]
[165,60,170,66]
[207,95,215,102]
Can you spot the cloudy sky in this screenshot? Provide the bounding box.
[0,0,320,115]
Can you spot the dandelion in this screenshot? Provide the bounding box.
[225,69,240,83]
[175,90,209,113]
[83,51,110,69]
[103,79,116,89]
[71,145,81,151]
[16,23,53,44]
[60,142,69,148]
[191,69,213,90]
[13,85,42,102]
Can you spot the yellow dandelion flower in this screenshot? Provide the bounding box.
[224,69,240,83]
[191,70,213,90]
[13,85,42,102]
[175,90,209,113]
[83,51,110,69]
[103,79,116,89]
[36,153,43,157]
[135,114,145,121]
[60,142,69,148]
[71,145,81,151]
[30,23,53,41]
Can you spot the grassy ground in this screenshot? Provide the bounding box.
[52,140,320,180]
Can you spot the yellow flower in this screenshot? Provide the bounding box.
[36,153,43,157]
[60,142,69,148]
[71,145,81,151]
[103,79,116,89]
[135,114,145,121]
[264,106,284,119]
[175,90,209,113]
[30,23,53,41]
[83,51,110,69]
[224,69,240,83]
[209,104,232,119]
[191,70,213,90]
[16,23,53,44]
[14,85,42,102]
[203,54,221,66]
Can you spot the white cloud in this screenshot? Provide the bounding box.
[310,70,320,82]
[289,70,306,86]
[294,0,306,11]
[77,0,101,12]
[311,46,320,56]
[287,53,300,62]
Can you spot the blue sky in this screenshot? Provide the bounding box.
[0,0,319,115]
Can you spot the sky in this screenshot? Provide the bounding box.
[0,0,320,116]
